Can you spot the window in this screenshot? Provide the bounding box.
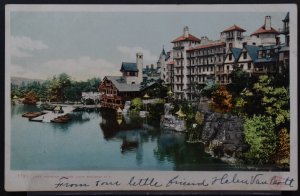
[248,62,251,70]
[211,66,213,71]
[229,43,233,48]
[227,65,229,70]
[243,52,247,59]
[229,54,232,61]
[207,67,209,71]
[252,42,256,45]
[258,51,262,58]
[129,72,136,76]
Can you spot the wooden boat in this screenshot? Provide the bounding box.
[50,114,72,123]
[50,118,68,123]
[29,118,43,122]
[22,112,45,118]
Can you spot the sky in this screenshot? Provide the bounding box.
[8,10,287,81]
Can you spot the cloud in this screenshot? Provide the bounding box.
[116,45,158,65]
[10,36,48,57]
[10,57,121,81]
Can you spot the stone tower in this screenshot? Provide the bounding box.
[136,52,143,84]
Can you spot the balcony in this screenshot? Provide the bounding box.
[173,46,184,50]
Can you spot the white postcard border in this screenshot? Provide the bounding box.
[5,4,298,191]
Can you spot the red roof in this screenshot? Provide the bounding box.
[186,42,225,51]
[167,61,175,65]
[171,34,201,43]
[251,25,279,36]
[222,24,246,32]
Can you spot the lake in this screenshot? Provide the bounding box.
[10,104,241,171]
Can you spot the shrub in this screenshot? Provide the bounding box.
[130,98,143,112]
[211,86,233,113]
[275,128,290,167]
[243,115,277,165]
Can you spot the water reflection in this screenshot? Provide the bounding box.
[11,105,235,171]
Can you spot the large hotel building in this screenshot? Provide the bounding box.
[158,13,290,101]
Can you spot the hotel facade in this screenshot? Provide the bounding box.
[158,13,290,101]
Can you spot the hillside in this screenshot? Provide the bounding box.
[11,76,44,86]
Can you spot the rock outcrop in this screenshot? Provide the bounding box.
[201,112,248,161]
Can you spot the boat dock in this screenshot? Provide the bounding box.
[30,106,75,123]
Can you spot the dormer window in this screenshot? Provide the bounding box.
[229,53,232,61]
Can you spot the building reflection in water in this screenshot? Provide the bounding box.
[99,108,163,166]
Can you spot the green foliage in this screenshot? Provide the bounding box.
[186,125,203,143]
[243,115,277,165]
[195,111,204,125]
[11,74,101,103]
[147,99,165,121]
[237,75,290,127]
[253,76,289,126]
[130,98,143,112]
[144,80,168,99]
[186,110,205,142]
[201,79,219,98]
[228,67,256,96]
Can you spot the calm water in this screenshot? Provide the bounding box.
[11,104,238,171]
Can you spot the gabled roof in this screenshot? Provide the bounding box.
[171,34,201,43]
[103,76,159,92]
[244,45,259,61]
[186,42,225,51]
[231,48,243,60]
[222,24,246,32]
[251,25,278,36]
[104,76,141,92]
[120,62,138,72]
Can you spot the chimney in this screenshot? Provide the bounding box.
[183,26,189,38]
[151,64,154,69]
[200,36,209,45]
[265,16,271,30]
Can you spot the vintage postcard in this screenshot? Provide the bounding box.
[5,4,298,191]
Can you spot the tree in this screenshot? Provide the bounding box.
[228,67,255,96]
[87,77,101,92]
[201,79,219,98]
[144,80,168,99]
[58,73,71,102]
[253,75,289,127]
[211,86,233,113]
[23,91,38,105]
[275,128,290,167]
[236,75,290,128]
[130,98,143,112]
[244,115,277,165]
